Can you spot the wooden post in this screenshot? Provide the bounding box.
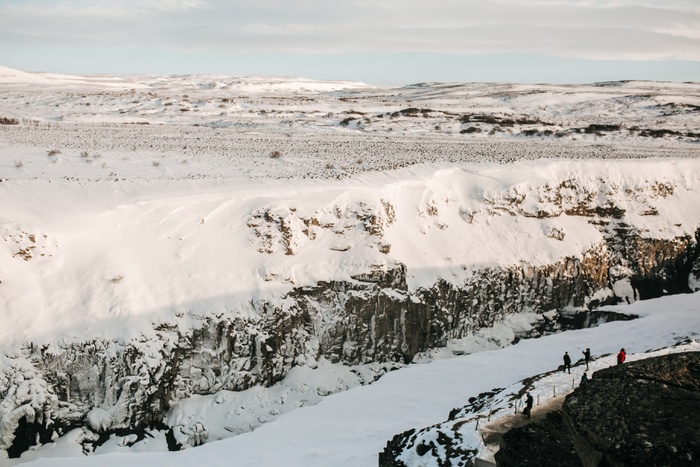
[553,385,556,397]
[476,418,480,430]
[488,409,492,421]
[537,394,540,406]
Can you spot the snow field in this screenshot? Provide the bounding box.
[2,157,699,351]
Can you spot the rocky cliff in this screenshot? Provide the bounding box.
[495,352,700,467]
[2,164,700,458]
[378,346,700,467]
[563,352,700,467]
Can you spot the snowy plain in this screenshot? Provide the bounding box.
[1,66,700,466]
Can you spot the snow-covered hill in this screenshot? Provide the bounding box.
[1,67,699,465]
[1,66,699,145]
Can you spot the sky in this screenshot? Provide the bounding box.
[1,0,699,85]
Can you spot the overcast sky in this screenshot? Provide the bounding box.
[1,0,699,85]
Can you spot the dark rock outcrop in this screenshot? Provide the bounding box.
[563,352,700,467]
[689,255,700,292]
[493,352,700,467]
[494,411,582,467]
[380,351,700,467]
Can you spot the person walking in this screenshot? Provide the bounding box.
[582,347,591,370]
[617,348,626,365]
[563,351,572,374]
[525,393,534,419]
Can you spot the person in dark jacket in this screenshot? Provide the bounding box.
[580,371,589,385]
[525,393,534,419]
[563,351,572,373]
[617,348,626,365]
[582,347,591,370]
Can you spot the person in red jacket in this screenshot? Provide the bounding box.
[617,348,626,365]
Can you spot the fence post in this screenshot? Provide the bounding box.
[537,394,540,406]
[488,409,491,421]
[553,385,556,397]
[476,418,480,430]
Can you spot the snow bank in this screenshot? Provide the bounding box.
[2,158,699,350]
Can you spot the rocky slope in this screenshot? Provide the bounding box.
[379,345,700,467]
[495,352,700,467]
[493,411,582,467]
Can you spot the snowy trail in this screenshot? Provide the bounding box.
[17,292,700,467]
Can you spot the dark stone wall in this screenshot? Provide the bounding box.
[494,412,582,467]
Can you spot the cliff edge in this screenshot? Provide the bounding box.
[496,352,700,466]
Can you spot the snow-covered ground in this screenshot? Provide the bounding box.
[10,293,700,467]
[2,154,699,352]
[1,67,700,466]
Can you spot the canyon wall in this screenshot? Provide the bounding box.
[2,165,700,457]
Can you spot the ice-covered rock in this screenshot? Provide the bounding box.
[86,408,113,433]
[170,421,209,450]
[689,256,700,292]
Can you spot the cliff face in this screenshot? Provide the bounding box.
[2,165,700,457]
[563,352,700,467]
[494,352,700,467]
[379,348,700,467]
[1,231,697,457]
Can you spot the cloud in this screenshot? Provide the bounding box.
[1,0,699,61]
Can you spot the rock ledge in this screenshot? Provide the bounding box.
[496,352,700,466]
